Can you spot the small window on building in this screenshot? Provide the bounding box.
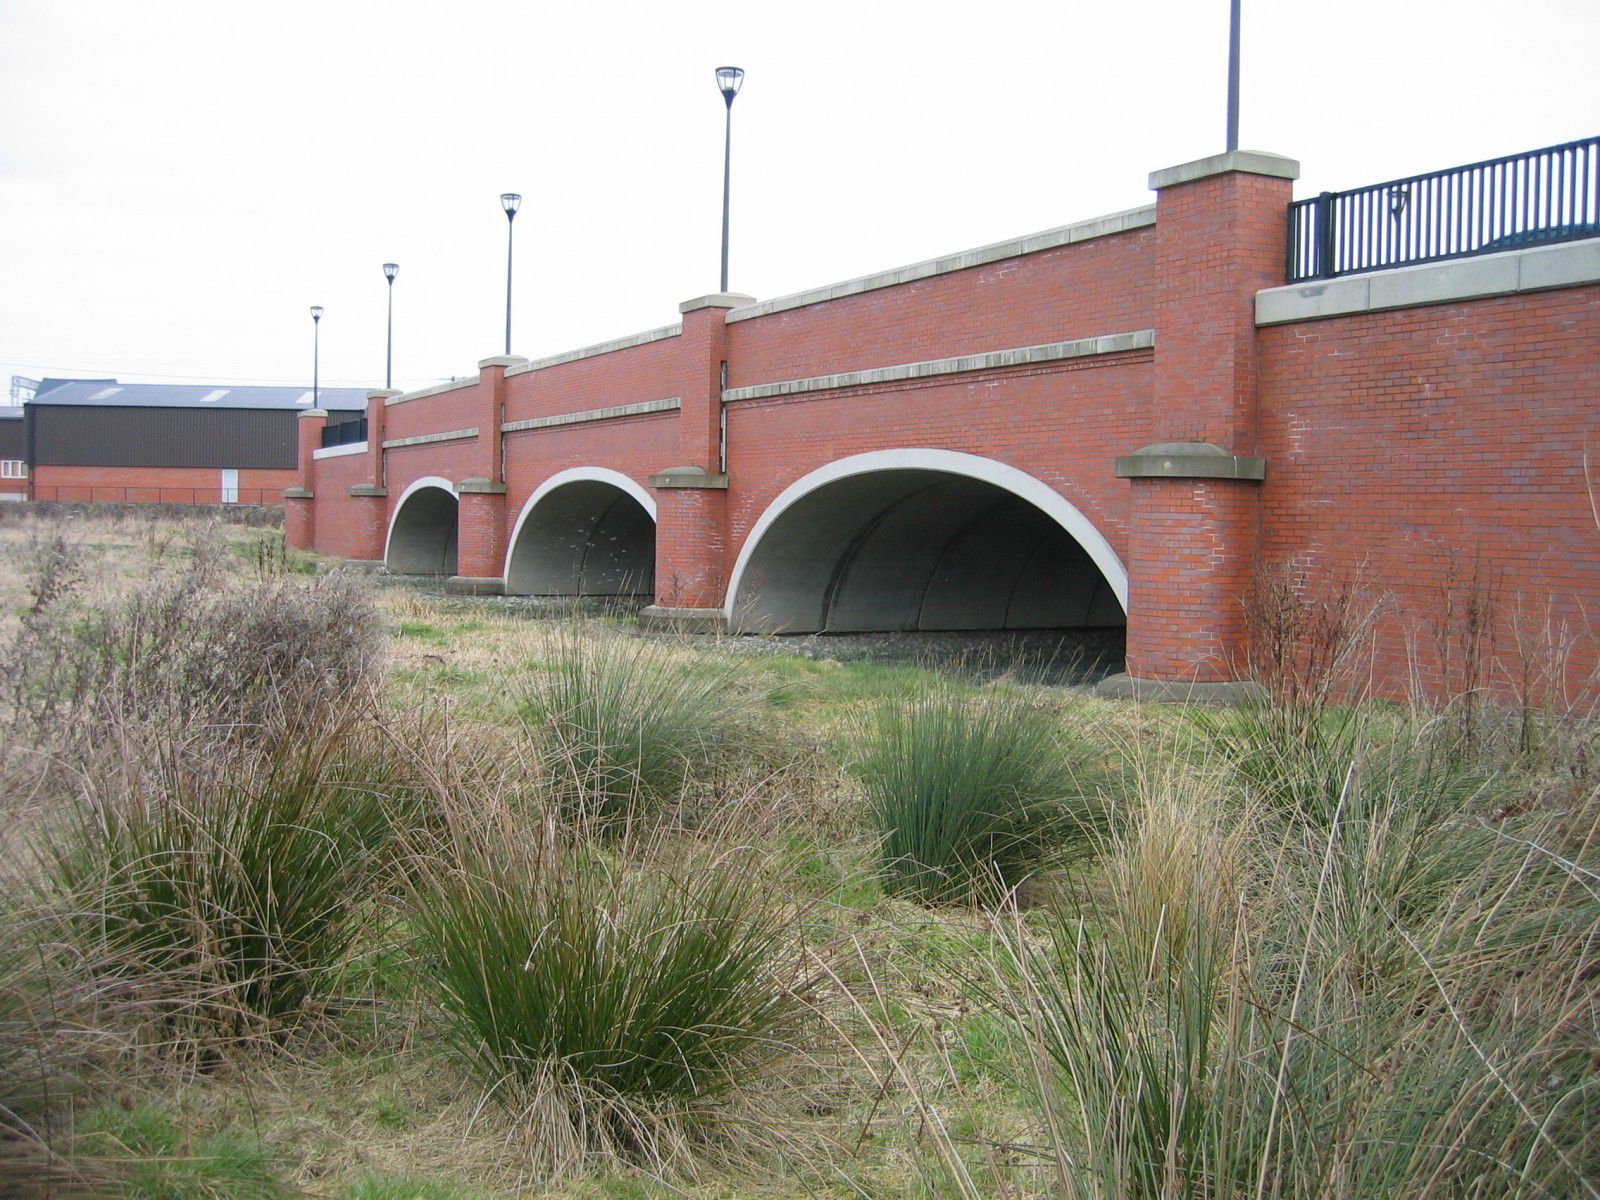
[1,460,26,480]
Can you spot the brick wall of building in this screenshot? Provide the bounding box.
[30,464,296,505]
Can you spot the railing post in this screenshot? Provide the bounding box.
[1315,190,1338,279]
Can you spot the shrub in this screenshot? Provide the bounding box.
[44,727,408,1041]
[2,557,382,749]
[407,825,813,1171]
[855,683,1103,904]
[523,623,756,829]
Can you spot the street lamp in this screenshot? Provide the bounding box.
[309,305,323,408]
[500,193,521,355]
[715,66,744,292]
[383,263,398,389]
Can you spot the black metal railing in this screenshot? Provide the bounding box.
[320,416,368,448]
[1287,136,1600,282]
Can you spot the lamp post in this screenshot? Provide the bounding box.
[310,306,323,408]
[500,193,521,355]
[383,263,398,389]
[715,66,744,292]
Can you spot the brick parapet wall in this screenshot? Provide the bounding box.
[725,226,1156,387]
[1255,284,1600,700]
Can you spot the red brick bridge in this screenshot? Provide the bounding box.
[285,147,1600,700]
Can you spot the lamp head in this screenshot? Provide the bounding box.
[715,65,744,106]
[500,193,521,220]
[310,305,323,322]
[383,262,398,282]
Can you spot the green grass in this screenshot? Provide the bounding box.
[856,682,1105,904]
[523,623,760,828]
[46,729,410,1038]
[407,829,810,1169]
[80,1103,291,1200]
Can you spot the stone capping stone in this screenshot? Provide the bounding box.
[348,484,387,498]
[366,389,400,401]
[445,576,506,596]
[477,355,529,370]
[722,329,1154,404]
[386,377,479,407]
[505,324,683,377]
[679,292,756,314]
[637,605,729,635]
[1255,237,1600,325]
[648,465,730,490]
[725,206,1156,324]
[502,397,681,434]
[1114,441,1266,481]
[1096,673,1268,706]
[296,408,330,420]
[381,426,478,450]
[1148,150,1301,191]
[281,487,314,500]
[455,477,507,494]
[311,440,367,460]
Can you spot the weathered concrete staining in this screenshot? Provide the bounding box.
[503,468,657,597]
[384,476,458,576]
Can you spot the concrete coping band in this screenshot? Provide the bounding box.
[1255,236,1600,325]
[679,292,756,314]
[648,465,729,490]
[1114,441,1267,481]
[1148,150,1301,191]
[477,355,529,370]
[312,441,367,460]
[723,329,1154,404]
[725,205,1157,324]
[381,427,478,450]
[502,397,681,434]
[505,323,683,377]
[296,408,329,420]
[386,377,479,408]
[282,487,313,499]
[456,477,507,494]
[348,484,387,498]
[366,389,400,401]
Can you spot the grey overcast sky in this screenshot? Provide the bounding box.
[1,0,1596,395]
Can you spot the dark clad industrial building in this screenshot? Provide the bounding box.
[18,379,368,504]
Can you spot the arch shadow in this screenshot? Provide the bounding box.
[725,449,1127,634]
[503,468,657,597]
[385,476,459,576]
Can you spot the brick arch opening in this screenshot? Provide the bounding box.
[725,449,1127,635]
[385,477,459,576]
[503,468,656,597]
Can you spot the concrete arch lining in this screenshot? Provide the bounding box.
[502,467,657,596]
[724,449,1128,631]
[384,475,459,576]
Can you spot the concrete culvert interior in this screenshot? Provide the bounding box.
[386,487,459,576]
[505,481,655,596]
[730,470,1125,634]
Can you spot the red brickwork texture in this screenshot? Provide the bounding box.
[291,181,1600,700]
[31,464,296,505]
[1257,285,1600,700]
